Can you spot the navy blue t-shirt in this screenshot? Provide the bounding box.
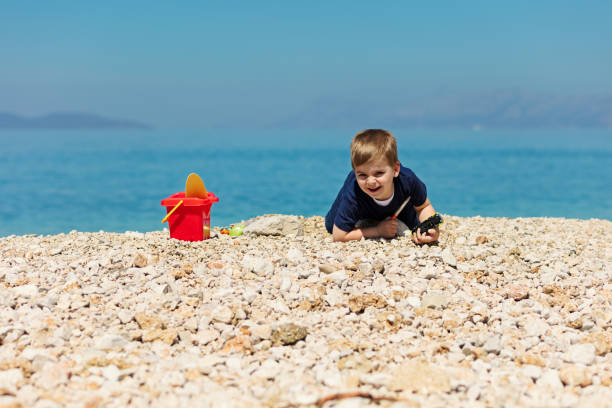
[325,165,427,233]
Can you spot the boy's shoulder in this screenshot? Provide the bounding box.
[340,170,359,196]
[397,164,419,182]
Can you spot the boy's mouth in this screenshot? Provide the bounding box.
[367,186,381,194]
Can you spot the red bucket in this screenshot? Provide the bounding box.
[161,192,219,241]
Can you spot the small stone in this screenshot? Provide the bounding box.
[0,369,23,395]
[12,284,39,298]
[37,295,58,310]
[222,335,253,354]
[286,248,306,264]
[196,329,219,345]
[95,334,128,350]
[337,353,373,373]
[483,335,502,355]
[442,311,463,329]
[129,330,143,341]
[319,263,337,274]
[338,353,373,373]
[135,312,164,330]
[0,396,21,408]
[419,265,438,279]
[212,305,234,324]
[251,325,272,340]
[171,266,190,280]
[327,271,348,284]
[348,294,387,314]
[441,248,457,267]
[255,359,280,379]
[566,313,584,329]
[243,215,303,236]
[518,353,546,367]
[142,329,178,345]
[406,296,420,308]
[464,386,480,403]
[390,360,451,392]
[421,291,449,310]
[178,330,193,345]
[580,319,595,331]
[358,263,373,274]
[37,361,70,390]
[583,333,612,356]
[559,365,592,387]
[475,236,489,245]
[523,318,549,338]
[118,310,134,324]
[152,283,172,295]
[270,323,308,345]
[271,299,291,314]
[279,276,292,292]
[506,284,529,301]
[536,370,563,390]
[242,256,274,276]
[298,268,315,279]
[372,260,385,274]
[225,356,242,372]
[133,253,148,268]
[21,347,50,361]
[563,343,596,365]
[101,365,121,382]
[522,364,542,380]
[161,371,186,387]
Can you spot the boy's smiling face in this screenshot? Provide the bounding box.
[354,157,400,201]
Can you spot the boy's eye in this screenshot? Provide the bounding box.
[375,172,384,176]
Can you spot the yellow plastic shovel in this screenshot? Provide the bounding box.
[185,173,208,198]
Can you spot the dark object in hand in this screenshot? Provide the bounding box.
[411,213,443,234]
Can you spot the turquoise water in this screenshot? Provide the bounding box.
[1,129,611,236]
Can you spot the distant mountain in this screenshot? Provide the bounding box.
[0,112,151,129]
[271,89,612,130]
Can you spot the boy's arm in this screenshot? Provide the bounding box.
[412,197,439,244]
[332,220,397,242]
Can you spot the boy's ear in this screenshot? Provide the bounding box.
[393,161,400,177]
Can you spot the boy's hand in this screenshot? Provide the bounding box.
[412,197,440,245]
[411,227,439,245]
[376,217,398,239]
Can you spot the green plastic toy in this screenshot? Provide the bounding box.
[229,224,245,237]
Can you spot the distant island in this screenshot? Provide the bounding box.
[0,112,151,130]
[271,89,612,130]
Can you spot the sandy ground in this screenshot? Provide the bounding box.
[0,215,611,407]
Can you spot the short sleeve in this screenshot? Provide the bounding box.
[333,193,362,232]
[401,167,427,207]
[412,177,427,207]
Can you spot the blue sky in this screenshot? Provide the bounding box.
[1,1,611,128]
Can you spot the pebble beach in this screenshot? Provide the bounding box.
[1,215,611,408]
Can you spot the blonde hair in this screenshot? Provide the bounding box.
[350,129,398,168]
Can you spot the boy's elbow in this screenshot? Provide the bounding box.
[332,235,348,243]
[331,226,350,242]
[332,232,346,242]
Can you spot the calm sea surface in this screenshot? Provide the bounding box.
[1,129,610,236]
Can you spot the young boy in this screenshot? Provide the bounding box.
[325,129,439,244]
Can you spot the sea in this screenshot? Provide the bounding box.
[1,129,611,237]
